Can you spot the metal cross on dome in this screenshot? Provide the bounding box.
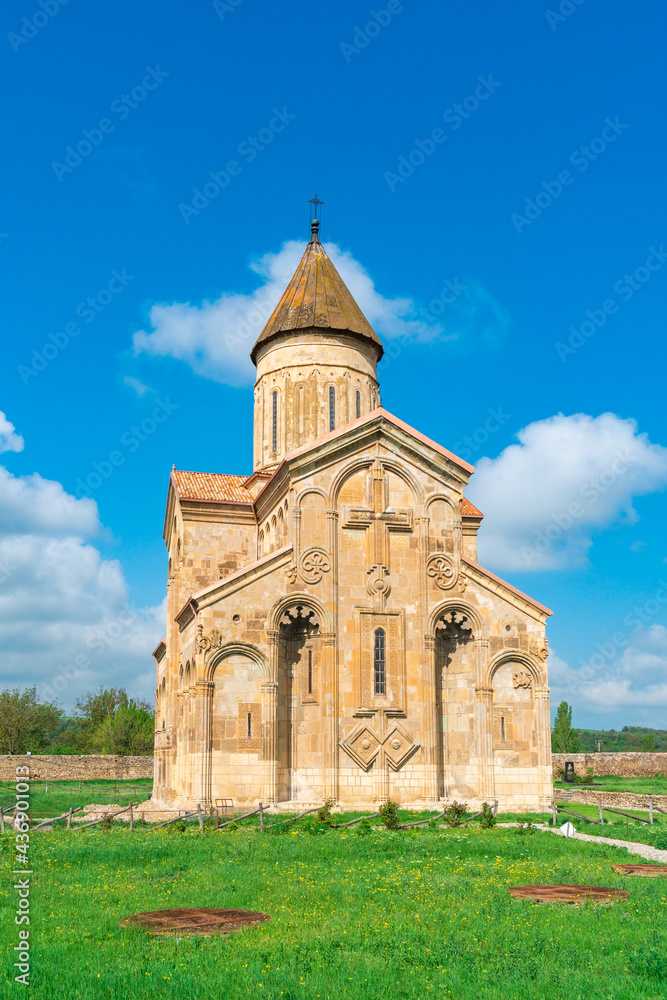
[308,194,324,221]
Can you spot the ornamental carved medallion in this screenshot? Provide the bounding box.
[512,667,532,689]
[196,625,223,655]
[298,547,331,585]
[426,553,458,590]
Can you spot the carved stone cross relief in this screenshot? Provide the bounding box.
[341,458,413,608]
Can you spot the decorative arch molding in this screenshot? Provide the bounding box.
[296,485,329,506]
[486,649,545,689]
[267,593,333,633]
[425,493,458,517]
[428,599,486,638]
[205,641,269,682]
[330,459,374,506]
[378,459,425,506]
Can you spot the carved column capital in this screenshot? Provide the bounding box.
[475,684,494,701]
[424,633,436,651]
[326,509,339,520]
[266,628,280,647]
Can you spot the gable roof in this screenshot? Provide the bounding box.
[171,470,253,505]
[250,220,383,363]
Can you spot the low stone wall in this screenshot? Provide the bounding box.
[0,755,154,782]
[552,752,667,777]
[557,788,667,812]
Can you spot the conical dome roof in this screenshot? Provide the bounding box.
[250,220,383,364]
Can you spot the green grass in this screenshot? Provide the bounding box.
[554,775,667,795]
[553,801,667,849]
[0,780,153,821]
[2,821,667,999]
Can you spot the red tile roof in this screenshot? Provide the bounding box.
[172,470,253,504]
[462,497,483,518]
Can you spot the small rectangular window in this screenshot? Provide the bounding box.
[355,390,361,419]
[329,385,335,431]
[247,712,252,740]
[308,649,313,694]
[272,391,278,452]
[501,716,505,742]
[374,628,386,695]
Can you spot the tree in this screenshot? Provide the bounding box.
[0,687,63,754]
[552,701,580,753]
[76,688,154,755]
[642,732,656,751]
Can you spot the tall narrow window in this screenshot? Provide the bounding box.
[500,716,505,742]
[307,649,313,695]
[329,385,335,431]
[272,391,278,452]
[374,628,386,695]
[355,389,361,419]
[247,712,252,740]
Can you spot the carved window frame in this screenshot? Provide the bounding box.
[355,608,405,714]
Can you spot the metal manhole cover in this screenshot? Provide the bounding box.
[612,864,667,877]
[508,884,628,904]
[119,908,270,936]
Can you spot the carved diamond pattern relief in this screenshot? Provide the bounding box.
[340,722,419,772]
[382,723,419,771]
[340,725,381,771]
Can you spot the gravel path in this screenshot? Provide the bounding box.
[497,822,667,863]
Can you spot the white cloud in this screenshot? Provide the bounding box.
[0,411,24,454]
[132,240,506,386]
[549,625,667,726]
[0,460,164,710]
[468,412,667,571]
[123,375,154,397]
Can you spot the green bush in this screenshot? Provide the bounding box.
[378,800,400,830]
[443,801,468,827]
[480,802,496,828]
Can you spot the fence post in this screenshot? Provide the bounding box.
[79,782,81,793]
[45,780,48,795]
[552,803,558,826]
[197,803,203,834]
[0,807,4,834]
[259,801,264,833]
[67,807,73,831]
[598,801,603,824]
[129,804,134,834]
[493,800,498,818]
[649,798,654,825]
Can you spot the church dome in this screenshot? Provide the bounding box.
[251,220,384,470]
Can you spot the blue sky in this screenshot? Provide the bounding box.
[1,0,666,729]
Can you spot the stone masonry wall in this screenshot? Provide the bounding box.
[0,755,154,782]
[552,752,667,777]
[558,788,667,811]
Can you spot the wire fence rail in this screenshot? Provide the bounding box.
[0,799,501,835]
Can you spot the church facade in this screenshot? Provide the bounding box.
[152,220,553,813]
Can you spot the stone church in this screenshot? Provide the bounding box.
[152,219,553,813]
